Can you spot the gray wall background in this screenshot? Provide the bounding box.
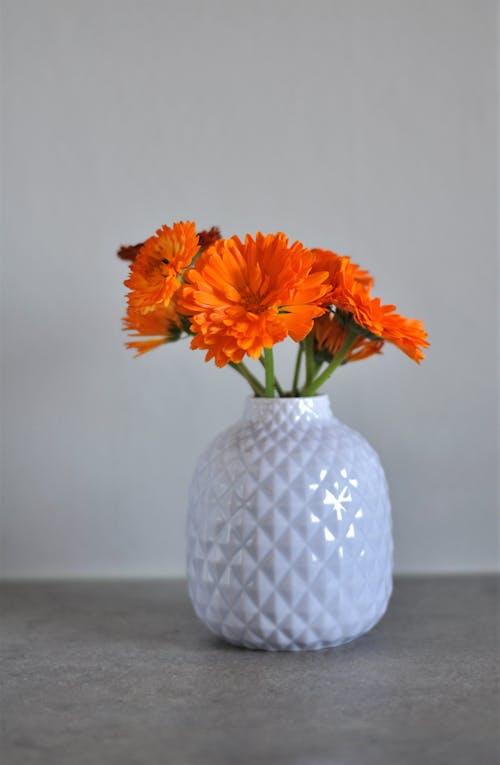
[1,0,498,577]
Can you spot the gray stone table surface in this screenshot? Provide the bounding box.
[1,577,498,765]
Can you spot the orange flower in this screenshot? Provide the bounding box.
[313,312,384,363]
[125,221,199,310]
[178,232,329,367]
[324,260,428,362]
[309,249,428,363]
[311,249,373,305]
[123,303,183,357]
[375,311,430,363]
[118,226,220,262]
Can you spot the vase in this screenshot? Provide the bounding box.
[186,395,393,651]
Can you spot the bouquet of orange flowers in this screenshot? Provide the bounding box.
[118,221,428,396]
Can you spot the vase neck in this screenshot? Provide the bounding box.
[242,395,333,426]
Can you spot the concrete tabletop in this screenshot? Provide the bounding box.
[1,576,498,765]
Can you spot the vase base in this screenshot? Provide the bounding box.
[197,594,391,652]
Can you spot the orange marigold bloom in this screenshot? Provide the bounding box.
[123,303,183,357]
[311,249,373,304]
[376,311,430,363]
[309,249,428,363]
[118,226,221,262]
[125,221,199,309]
[177,232,330,367]
[313,312,384,363]
[324,260,429,363]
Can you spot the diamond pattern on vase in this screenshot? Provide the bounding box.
[187,396,393,651]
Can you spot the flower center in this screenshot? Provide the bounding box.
[159,258,175,278]
[242,289,268,314]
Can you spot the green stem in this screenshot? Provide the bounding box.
[292,344,304,395]
[263,347,275,398]
[259,356,284,396]
[300,330,359,397]
[229,361,265,396]
[304,333,316,385]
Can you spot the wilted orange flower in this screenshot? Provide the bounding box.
[313,312,384,363]
[123,303,182,357]
[177,232,329,367]
[125,221,199,310]
[117,242,144,261]
[197,226,221,250]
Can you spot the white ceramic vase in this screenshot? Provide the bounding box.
[187,395,393,651]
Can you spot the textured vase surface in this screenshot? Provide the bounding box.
[187,395,393,651]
